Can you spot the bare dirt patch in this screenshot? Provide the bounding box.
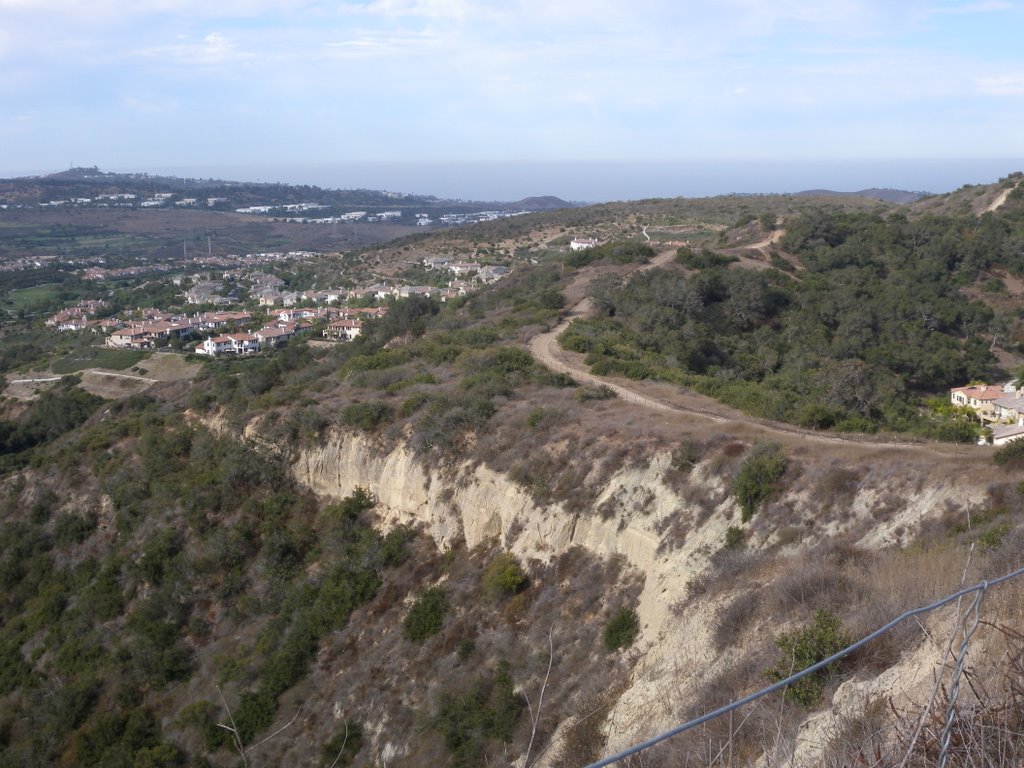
[4,352,202,400]
[131,352,201,382]
[77,352,201,398]
[4,374,62,401]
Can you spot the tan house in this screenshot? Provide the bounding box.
[324,319,363,341]
[107,327,151,349]
[950,384,1008,421]
[255,327,293,348]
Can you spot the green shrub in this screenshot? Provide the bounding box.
[574,384,617,402]
[526,407,560,430]
[399,390,433,417]
[233,689,277,744]
[724,526,745,549]
[671,440,700,470]
[566,240,654,268]
[402,586,448,643]
[734,441,786,523]
[53,512,97,547]
[676,247,738,270]
[321,721,363,767]
[538,289,565,309]
[380,525,416,567]
[433,659,524,767]
[994,438,1024,466]
[766,609,851,706]
[342,402,394,431]
[480,553,527,603]
[603,607,639,652]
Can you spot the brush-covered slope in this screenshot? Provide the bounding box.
[3,175,1024,767]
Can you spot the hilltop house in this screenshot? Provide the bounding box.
[324,319,363,341]
[570,237,600,251]
[950,384,1009,421]
[951,381,1024,445]
[478,265,510,283]
[255,327,294,349]
[424,256,452,270]
[198,333,260,356]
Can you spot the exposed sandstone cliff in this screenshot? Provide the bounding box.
[289,428,1011,765]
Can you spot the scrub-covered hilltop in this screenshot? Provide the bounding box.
[2,173,1024,768]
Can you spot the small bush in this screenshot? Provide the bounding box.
[676,247,739,270]
[574,384,617,402]
[526,407,560,430]
[232,689,277,744]
[994,439,1024,467]
[399,391,432,417]
[671,440,700,470]
[724,526,745,549]
[766,609,851,706]
[402,586,448,643]
[603,607,639,652]
[734,441,786,523]
[480,553,527,603]
[341,402,394,431]
[433,659,524,766]
[321,721,363,767]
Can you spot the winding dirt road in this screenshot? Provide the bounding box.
[528,250,987,461]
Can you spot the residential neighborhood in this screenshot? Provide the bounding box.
[42,253,512,358]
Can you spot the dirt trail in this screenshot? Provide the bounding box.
[984,184,1017,214]
[745,228,785,253]
[528,255,986,462]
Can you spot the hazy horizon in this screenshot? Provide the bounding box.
[4,2,1024,196]
[3,158,1022,204]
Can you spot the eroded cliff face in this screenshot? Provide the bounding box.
[290,429,995,765]
[293,433,725,639]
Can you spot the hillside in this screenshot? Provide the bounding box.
[2,172,1024,767]
[0,167,563,212]
[795,187,929,203]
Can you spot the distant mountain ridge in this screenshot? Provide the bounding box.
[796,187,930,204]
[0,167,576,210]
[514,195,575,211]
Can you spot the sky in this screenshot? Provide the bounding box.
[2,0,1024,201]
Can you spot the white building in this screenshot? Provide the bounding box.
[199,333,260,356]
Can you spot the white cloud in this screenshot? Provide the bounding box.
[321,30,440,59]
[135,32,253,66]
[927,1,1013,14]
[122,95,179,114]
[359,0,475,21]
[977,73,1024,95]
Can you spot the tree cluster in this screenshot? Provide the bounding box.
[565,209,1014,435]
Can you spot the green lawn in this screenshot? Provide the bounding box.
[3,283,62,311]
[51,347,150,374]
